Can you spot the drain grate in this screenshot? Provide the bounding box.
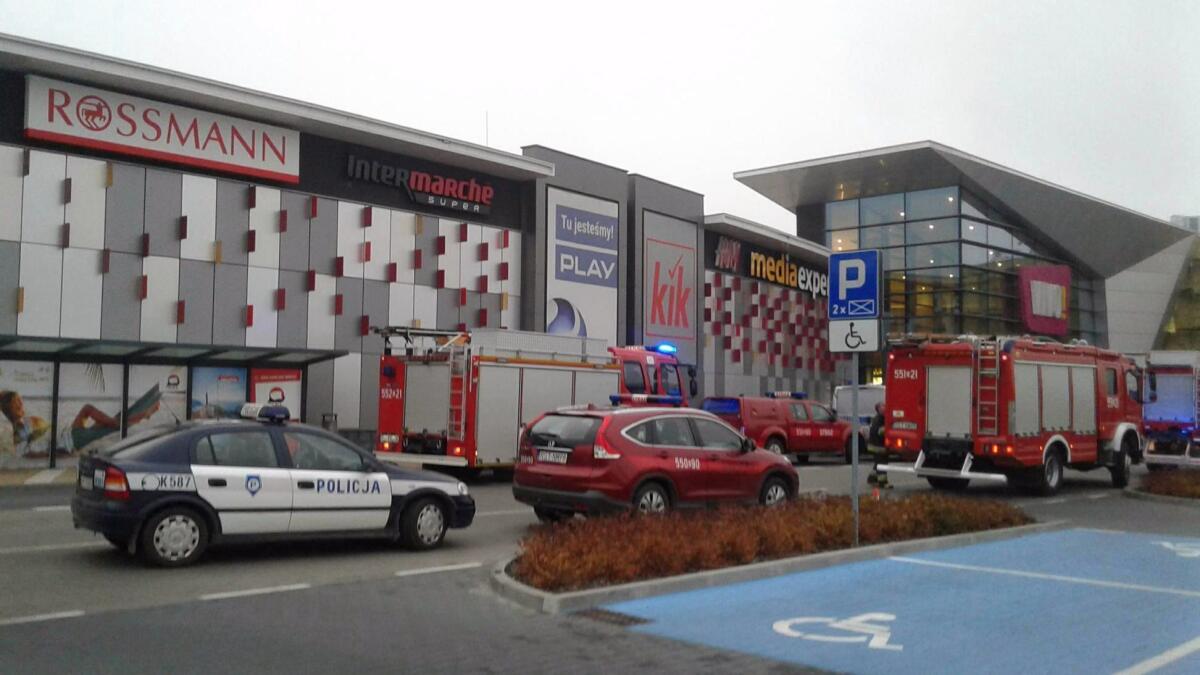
[573,608,650,626]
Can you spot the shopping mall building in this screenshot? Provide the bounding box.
[0,35,1193,470]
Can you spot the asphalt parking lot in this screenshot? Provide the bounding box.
[1,462,1197,673]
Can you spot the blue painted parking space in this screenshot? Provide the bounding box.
[607,530,1200,675]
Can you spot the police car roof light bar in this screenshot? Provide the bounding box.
[652,342,678,355]
[239,403,291,424]
[609,393,684,406]
[764,391,807,399]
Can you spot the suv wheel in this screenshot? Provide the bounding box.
[139,507,208,567]
[760,476,790,506]
[633,483,670,514]
[765,438,786,455]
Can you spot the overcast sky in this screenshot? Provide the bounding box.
[1,0,1196,232]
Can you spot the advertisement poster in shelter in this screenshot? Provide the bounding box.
[0,361,54,469]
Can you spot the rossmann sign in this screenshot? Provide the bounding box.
[24,76,300,183]
[705,233,828,298]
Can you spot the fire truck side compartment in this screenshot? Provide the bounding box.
[926,366,972,439]
[1041,365,1071,432]
[1013,363,1040,436]
[476,365,521,464]
[405,362,452,434]
[575,370,622,407]
[521,368,574,426]
[1070,366,1097,434]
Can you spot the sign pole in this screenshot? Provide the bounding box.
[851,352,859,547]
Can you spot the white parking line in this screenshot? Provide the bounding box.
[1088,493,1113,500]
[890,557,1200,599]
[0,542,106,555]
[1113,634,1200,675]
[395,562,482,578]
[0,610,85,627]
[200,583,311,601]
[474,509,531,518]
[31,505,71,512]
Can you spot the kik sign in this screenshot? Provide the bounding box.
[645,237,696,344]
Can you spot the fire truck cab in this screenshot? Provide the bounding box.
[372,329,698,470]
[1143,351,1200,469]
[876,334,1149,495]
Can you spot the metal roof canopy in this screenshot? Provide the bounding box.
[735,141,1189,278]
[0,33,555,182]
[0,335,346,367]
[704,212,829,267]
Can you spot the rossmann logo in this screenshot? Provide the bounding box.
[713,237,741,272]
[650,255,691,329]
[347,154,494,215]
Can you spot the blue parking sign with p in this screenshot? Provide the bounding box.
[828,250,880,320]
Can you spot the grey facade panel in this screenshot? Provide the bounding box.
[308,197,337,275]
[275,270,309,349]
[211,263,247,346]
[215,180,249,266]
[436,288,460,329]
[304,360,334,426]
[480,292,501,329]
[333,278,364,352]
[0,241,17,333]
[144,169,182,258]
[278,191,312,273]
[104,163,145,254]
[100,251,142,340]
[361,280,389,354]
[177,259,214,345]
[412,215,438,287]
[358,353,379,432]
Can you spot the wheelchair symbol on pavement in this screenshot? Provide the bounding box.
[773,612,904,651]
[1157,541,1200,558]
[843,322,866,349]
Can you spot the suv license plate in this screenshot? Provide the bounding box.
[536,450,569,464]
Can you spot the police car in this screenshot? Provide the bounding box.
[70,404,475,567]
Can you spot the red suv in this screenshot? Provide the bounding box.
[701,394,862,464]
[512,407,797,521]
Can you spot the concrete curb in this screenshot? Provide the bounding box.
[490,520,1068,614]
[1123,488,1200,509]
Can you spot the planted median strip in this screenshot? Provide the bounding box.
[508,494,1032,596]
[1140,469,1200,501]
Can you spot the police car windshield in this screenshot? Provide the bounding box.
[98,426,177,460]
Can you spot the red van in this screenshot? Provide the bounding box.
[701,393,862,463]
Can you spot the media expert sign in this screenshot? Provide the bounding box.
[1018,265,1071,336]
[24,76,300,183]
[707,235,827,298]
[828,250,880,320]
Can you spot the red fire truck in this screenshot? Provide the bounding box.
[373,328,696,470]
[876,335,1149,495]
[1143,351,1200,469]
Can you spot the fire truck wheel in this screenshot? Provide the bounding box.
[1034,447,1066,496]
[399,498,448,550]
[534,507,572,523]
[765,437,786,455]
[926,477,970,491]
[1110,438,1134,488]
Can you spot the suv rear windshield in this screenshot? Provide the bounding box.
[701,398,741,415]
[527,415,601,448]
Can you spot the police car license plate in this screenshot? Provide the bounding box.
[536,450,569,464]
[79,473,93,490]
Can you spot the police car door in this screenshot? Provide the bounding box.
[192,430,292,534]
[284,430,392,532]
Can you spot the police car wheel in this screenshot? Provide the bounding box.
[400,498,447,550]
[139,507,208,567]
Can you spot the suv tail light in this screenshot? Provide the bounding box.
[593,417,621,460]
[103,466,130,501]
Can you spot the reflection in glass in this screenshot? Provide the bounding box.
[962,219,987,244]
[830,229,859,252]
[861,223,904,249]
[987,224,1013,250]
[906,243,959,269]
[826,200,859,230]
[905,186,959,220]
[906,218,958,245]
[861,194,906,225]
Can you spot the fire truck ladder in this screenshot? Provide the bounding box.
[975,339,1001,436]
[446,341,470,441]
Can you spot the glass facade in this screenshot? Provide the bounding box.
[823,185,1102,344]
[1157,238,1200,349]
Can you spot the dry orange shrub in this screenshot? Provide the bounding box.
[1142,469,1200,500]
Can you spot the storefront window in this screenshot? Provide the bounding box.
[826,199,859,230]
[906,218,958,245]
[860,194,905,225]
[830,229,859,252]
[906,243,959,269]
[860,223,904,249]
[905,187,959,221]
